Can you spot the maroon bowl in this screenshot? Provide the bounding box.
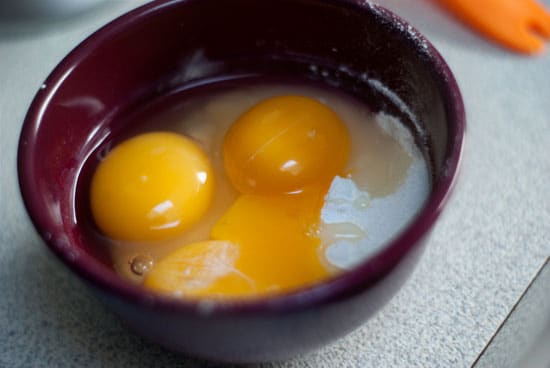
[18,0,464,363]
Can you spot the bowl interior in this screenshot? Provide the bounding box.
[18,0,463,308]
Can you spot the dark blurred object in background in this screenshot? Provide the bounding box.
[0,0,108,37]
[0,0,107,21]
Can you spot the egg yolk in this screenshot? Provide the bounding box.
[209,187,331,295]
[90,132,214,242]
[141,96,353,298]
[144,187,330,298]
[144,240,255,297]
[223,95,350,195]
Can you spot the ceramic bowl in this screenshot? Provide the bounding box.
[18,0,464,362]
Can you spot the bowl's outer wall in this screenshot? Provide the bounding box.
[95,233,429,362]
[18,0,464,362]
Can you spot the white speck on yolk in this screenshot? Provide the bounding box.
[279,159,302,176]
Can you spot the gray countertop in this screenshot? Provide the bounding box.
[1,1,549,367]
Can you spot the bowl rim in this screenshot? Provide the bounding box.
[18,0,465,315]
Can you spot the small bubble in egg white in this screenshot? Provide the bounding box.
[129,254,154,276]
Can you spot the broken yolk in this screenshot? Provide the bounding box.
[144,187,330,298]
[143,96,351,299]
[209,186,331,295]
[144,240,256,297]
[90,132,214,242]
[223,95,350,195]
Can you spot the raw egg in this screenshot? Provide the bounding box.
[90,84,430,301]
[90,132,214,242]
[223,95,350,195]
[138,95,351,297]
[208,187,331,296]
[145,188,331,298]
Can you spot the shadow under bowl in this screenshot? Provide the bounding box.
[18,0,464,363]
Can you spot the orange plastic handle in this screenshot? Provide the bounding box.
[435,0,550,54]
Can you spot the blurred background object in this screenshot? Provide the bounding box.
[0,0,107,21]
[0,0,108,36]
[434,0,550,54]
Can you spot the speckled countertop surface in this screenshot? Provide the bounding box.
[1,1,549,367]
